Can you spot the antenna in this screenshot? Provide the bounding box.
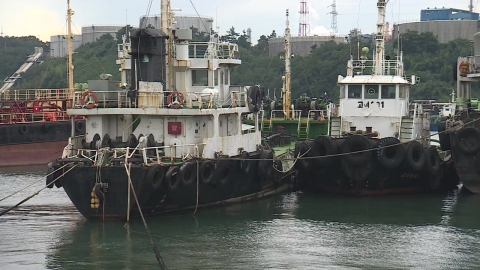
[470,0,474,12]
[327,0,338,36]
[298,0,310,36]
[0,27,3,37]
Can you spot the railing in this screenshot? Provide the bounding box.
[305,110,327,134]
[0,88,72,101]
[72,89,248,110]
[348,59,404,76]
[63,141,207,165]
[186,42,240,60]
[0,111,69,124]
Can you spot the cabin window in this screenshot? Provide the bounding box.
[348,85,362,99]
[381,85,396,99]
[399,85,408,99]
[214,70,219,86]
[364,85,379,99]
[339,85,346,99]
[192,70,208,86]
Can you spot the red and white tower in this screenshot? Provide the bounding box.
[299,0,310,36]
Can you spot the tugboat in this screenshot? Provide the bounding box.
[296,0,447,195]
[47,0,296,220]
[0,8,85,167]
[438,33,480,194]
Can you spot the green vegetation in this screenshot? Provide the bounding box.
[1,28,471,102]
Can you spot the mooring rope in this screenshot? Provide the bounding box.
[124,162,168,270]
[0,164,78,217]
[0,162,70,203]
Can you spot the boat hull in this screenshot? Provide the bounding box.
[296,135,454,195]
[450,134,480,194]
[0,121,85,166]
[56,156,294,220]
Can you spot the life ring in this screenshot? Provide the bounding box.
[199,160,215,185]
[247,85,262,112]
[19,125,28,134]
[438,121,451,151]
[167,91,185,109]
[80,90,98,109]
[404,141,425,171]
[178,161,197,186]
[455,127,480,155]
[145,164,164,190]
[376,137,404,169]
[240,151,253,174]
[75,121,85,134]
[311,135,337,167]
[215,160,235,185]
[424,146,441,176]
[164,166,180,191]
[341,135,372,166]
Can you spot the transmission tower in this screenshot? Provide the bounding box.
[327,0,338,35]
[298,0,310,36]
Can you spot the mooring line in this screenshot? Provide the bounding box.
[124,162,168,270]
[0,164,78,217]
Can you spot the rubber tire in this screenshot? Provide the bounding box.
[377,137,404,169]
[240,151,253,174]
[90,133,101,150]
[75,121,85,134]
[341,135,372,166]
[248,86,261,112]
[404,141,425,172]
[46,163,55,188]
[424,146,441,176]
[199,161,215,185]
[311,135,337,167]
[164,166,180,191]
[273,159,283,186]
[259,150,274,181]
[455,127,480,155]
[216,160,235,185]
[145,164,164,190]
[178,161,197,186]
[438,121,451,151]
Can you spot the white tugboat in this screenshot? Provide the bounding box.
[47,0,296,219]
[296,0,448,195]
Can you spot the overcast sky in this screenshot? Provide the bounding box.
[0,0,474,43]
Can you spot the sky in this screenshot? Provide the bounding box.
[0,0,476,43]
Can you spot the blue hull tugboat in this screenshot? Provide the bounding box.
[46,0,296,220]
[295,0,454,195]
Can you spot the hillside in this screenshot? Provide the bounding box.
[2,29,472,102]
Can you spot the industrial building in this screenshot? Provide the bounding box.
[393,7,480,43]
[269,35,346,56]
[139,14,213,33]
[81,25,124,44]
[49,34,82,58]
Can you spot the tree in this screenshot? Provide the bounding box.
[220,27,240,43]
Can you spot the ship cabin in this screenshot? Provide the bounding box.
[332,56,428,143]
[65,28,260,161]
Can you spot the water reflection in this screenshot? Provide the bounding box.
[1,166,479,269]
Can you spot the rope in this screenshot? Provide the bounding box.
[193,160,199,214]
[0,164,78,217]
[124,162,168,270]
[0,162,69,202]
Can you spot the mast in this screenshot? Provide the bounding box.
[67,0,74,93]
[283,9,292,120]
[161,0,174,91]
[374,0,386,75]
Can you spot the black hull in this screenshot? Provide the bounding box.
[0,120,85,146]
[449,133,480,194]
[56,156,294,220]
[296,135,454,195]
[299,159,440,195]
